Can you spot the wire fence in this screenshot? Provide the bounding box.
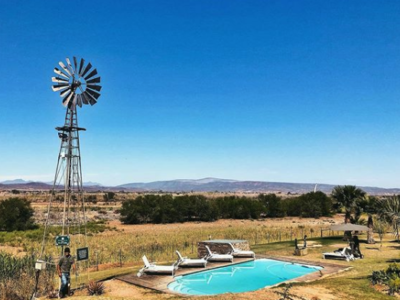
[85,227,340,268]
[4,226,341,268]
[0,226,343,299]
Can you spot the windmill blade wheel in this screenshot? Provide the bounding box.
[52,57,102,108]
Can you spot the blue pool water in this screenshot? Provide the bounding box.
[168,259,322,295]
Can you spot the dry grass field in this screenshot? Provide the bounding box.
[1,195,395,300]
[57,230,399,300]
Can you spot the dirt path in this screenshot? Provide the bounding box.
[72,278,344,300]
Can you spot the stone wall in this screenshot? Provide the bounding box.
[294,248,308,256]
[197,240,250,258]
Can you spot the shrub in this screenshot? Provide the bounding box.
[281,192,332,218]
[371,263,400,295]
[258,194,283,217]
[298,191,332,218]
[389,275,400,296]
[0,198,36,231]
[103,192,115,202]
[0,253,55,300]
[387,263,400,276]
[120,193,333,225]
[87,280,105,296]
[371,270,388,285]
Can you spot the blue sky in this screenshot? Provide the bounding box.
[1,1,400,187]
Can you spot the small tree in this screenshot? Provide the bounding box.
[331,185,367,223]
[103,192,116,202]
[0,198,35,231]
[377,196,400,241]
[373,216,390,249]
[367,214,375,244]
[258,194,284,217]
[297,191,332,218]
[331,185,366,240]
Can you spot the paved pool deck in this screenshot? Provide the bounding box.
[116,255,351,295]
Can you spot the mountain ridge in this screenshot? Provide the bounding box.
[1,177,399,195]
[0,179,102,187]
[118,178,400,194]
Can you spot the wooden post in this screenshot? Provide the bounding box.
[119,249,122,267]
[96,252,99,272]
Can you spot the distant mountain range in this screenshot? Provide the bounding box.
[0,177,400,195]
[1,177,400,195]
[1,179,29,185]
[118,178,400,195]
[118,178,239,190]
[0,179,102,187]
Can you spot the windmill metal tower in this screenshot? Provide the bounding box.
[33,57,101,299]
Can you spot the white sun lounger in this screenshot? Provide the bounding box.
[205,245,233,262]
[176,250,207,268]
[137,255,178,277]
[228,243,255,258]
[322,247,354,262]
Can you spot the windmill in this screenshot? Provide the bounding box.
[32,57,101,299]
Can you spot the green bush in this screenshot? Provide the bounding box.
[120,193,333,224]
[389,275,400,296]
[371,270,388,285]
[0,198,36,231]
[258,194,284,217]
[371,263,400,295]
[387,263,400,277]
[297,191,332,218]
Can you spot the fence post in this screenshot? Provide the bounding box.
[119,249,122,267]
[96,252,99,272]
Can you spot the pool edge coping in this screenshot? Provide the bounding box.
[116,254,351,297]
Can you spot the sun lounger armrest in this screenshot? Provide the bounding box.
[145,263,155,267]
[228,243,237,251]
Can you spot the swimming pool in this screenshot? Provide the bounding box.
[168,259,322,295]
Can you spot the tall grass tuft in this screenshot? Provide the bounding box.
[0,252,55,300]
